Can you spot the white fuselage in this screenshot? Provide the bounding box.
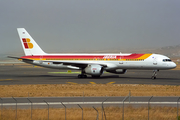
[21,53,176,70]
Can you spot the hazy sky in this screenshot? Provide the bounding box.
[1,0,180,55]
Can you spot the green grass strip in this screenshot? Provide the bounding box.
[48,72,81,74]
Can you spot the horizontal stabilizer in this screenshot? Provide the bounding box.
[8,56,33,63]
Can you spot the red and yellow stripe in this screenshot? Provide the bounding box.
[20,54,152,61]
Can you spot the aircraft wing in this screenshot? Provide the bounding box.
[51,61,107,68]
[8,56,107,69]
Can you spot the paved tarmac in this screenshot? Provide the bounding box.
[0,65,180,85]
[1,96,179,109]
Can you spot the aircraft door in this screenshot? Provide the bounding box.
[39,55,43,64]
[119,56,123,64]
[40,55,43,60]
[153,58,157,65]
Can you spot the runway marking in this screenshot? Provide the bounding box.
[0,79,13,81]
[107,82,115,84]
[66,82,78,84]
[67,70,72,73]
[90,82,96,84]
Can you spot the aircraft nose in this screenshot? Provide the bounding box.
[170,62,177,69]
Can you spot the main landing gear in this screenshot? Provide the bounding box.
[78,69,87,78]
[78,74,87,78]
[151,70,159,79]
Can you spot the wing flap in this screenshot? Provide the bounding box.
[52,62,88,68]
[52,61,107,68]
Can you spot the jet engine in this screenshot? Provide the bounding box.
[84,65,104,77]
[106,69,127,74]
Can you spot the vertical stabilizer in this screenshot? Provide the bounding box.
[17,28,46,56]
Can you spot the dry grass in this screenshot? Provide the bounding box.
[0,84,180,97]
[0,106,179,120]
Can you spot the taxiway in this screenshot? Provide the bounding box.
[0,65,179,85]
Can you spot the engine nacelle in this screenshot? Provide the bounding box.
[84,65,104,76]
[106,69,127,74]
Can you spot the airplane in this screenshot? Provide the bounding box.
[8,28,177,79]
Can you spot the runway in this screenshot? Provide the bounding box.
[0,65,180,85]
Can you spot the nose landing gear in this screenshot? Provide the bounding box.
[151,70,159,79]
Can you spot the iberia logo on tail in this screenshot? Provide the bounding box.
[22,38,33,49]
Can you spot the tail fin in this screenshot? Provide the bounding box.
[17,28,46,56]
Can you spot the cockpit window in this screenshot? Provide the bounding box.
[163,59,172,62]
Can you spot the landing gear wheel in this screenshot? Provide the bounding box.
[151,70,158,79]
[78,74,82,78]
[83,75,87,78]
[78,74,87,78]
[92,75,100,78]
